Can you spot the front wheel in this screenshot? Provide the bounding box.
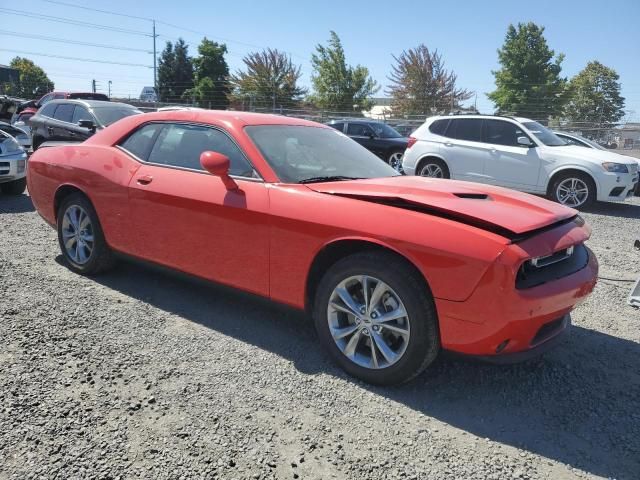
[549,172,596,208]
[313,251,440,385]
[57,193,115,275]
[1,177,27,195]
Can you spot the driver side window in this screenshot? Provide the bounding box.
[347,123,373,137]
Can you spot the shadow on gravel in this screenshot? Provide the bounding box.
[0,193,35,214]
[582,200,640,220]
[88,258,640,480]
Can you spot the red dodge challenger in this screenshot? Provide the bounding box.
[27,110,598,385]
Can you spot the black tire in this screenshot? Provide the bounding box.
[57,193,115,275]
[417,157,450,179]
[1,177,27,195]
[313,251,440,385]
[549,171,596,209]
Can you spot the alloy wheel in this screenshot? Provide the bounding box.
[61,205,94,264]
[556,178,589,207]
[327,275,411,369]
[388,152,404,173]
[419,163,444,178]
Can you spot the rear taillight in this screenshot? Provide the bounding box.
[406,136,417,149]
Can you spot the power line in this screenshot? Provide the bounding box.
[41,0,152,21]
[0,49,152,68]
[0,30,152,53]
[1,8,151,36]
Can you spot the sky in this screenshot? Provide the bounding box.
[2,0,640,120]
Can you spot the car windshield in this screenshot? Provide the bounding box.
[91,106,142,126]
[370,123,403,138]
[0,125,25,137]
[245,125,399,183]
[523,121,566,146]
[578,136,606,150]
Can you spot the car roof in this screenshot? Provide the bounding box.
[139,110,328,128]
[329,118,384,124]
[42,99,135,108]
[428,114,535,123]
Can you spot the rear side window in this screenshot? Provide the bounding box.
[53,104,75,123]
[39,103,57,118]
[428,119,449,136]
[148,123,254,177]
[119,123,163,161]
[448,119,482,142]
[484,120,527,147]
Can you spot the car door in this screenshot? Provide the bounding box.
[441,118,488,182]
[49,103,76,142]
[346,122,382,156]
[123,122,271,297]
[482,119,541,189]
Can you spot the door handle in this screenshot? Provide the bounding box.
[136,175,153,185]
[47,127,54,135]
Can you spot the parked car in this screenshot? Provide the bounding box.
[16,91,110,115]
[28,110,598,385]
[0,130,28,195]
[0,121,31,150]
[403,115,638,208]
[555,132,640,196]
[30,100,143,149]
[11,109,37,138]
[328,119,408,172]
[392,123,418,137]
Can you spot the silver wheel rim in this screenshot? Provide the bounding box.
[61,205,94,265]
[556,178,589,207]
[389,152,404,172]
[419,163,443,178]
[327,275,410,370]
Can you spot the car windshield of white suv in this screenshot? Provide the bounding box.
[245,125,398,183]
[523,121,566,147]
[370,123,403,138]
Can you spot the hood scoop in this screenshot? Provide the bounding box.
[453,192,490,200]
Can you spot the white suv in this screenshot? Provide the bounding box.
[402,115,639,208]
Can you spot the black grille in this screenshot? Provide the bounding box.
[531,317,566,346]
[516,244,589,289]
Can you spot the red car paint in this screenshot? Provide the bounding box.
[27,110,598,359]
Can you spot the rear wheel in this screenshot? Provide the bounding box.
[417,158,449,179]
[387,150,405,173]
[57,193,115,275]
[549,172,596,208]
[313,251,439,385]
[1,177,27,195]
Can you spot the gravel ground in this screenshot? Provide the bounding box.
[1,193,639,480]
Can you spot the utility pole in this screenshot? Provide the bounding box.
[91,79,96,93]
[108,80,112,99]
[152,20,158,100]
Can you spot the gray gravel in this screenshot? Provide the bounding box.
[1,193,639,480]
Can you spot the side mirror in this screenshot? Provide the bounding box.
[517,136,533,147]
[200,151,238,190]
[78,119,96,132]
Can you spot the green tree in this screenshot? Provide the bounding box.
[230,48,307,110]
[185,38,230,109]
[7,57,54,98]
[564,61,625,127]
[157,38,194,103]
[310,31,378,112]
[488,22,566,119]
[387,44,472,116]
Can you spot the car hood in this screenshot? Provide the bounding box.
[548,145,638,166]
[305,176,577,237]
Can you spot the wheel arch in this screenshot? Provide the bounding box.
[304,238,433,315]
[546,167,599,197]
[53,184,94,220]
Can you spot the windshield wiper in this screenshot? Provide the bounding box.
[299,176,363,184]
